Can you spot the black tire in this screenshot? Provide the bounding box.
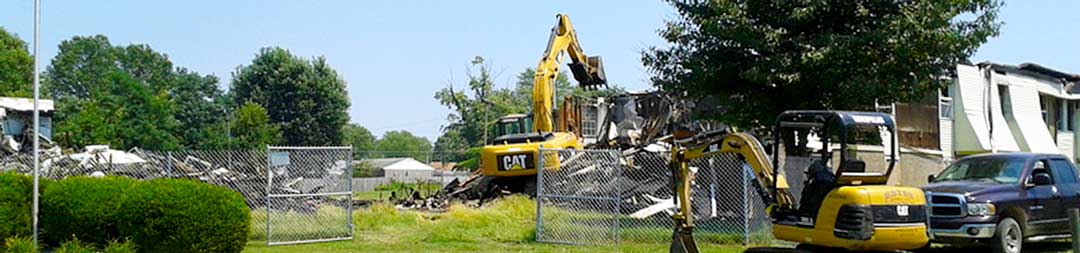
[991,217,1022,253]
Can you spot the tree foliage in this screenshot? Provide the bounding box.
[226,102,281,150]
[342,123,375,159]
[45,35,224,150]
[231,47,350,146]
[373,130,432,162]
[644,0,1002,130]
[0,27,33,97]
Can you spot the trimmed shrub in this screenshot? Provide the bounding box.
[3,236,36,253]
[40,176,138,245]
[0,173,32,240]
[119,179,250,253]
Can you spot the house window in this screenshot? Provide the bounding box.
[582,105,599,136]
[939,97,953,120]
[999,86,1012,117]
[1070,101,1076,131]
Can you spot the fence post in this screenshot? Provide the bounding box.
[348,146,355,238]
[265,145,273,245]
[1070,208,1079,252]
[742,165,750,246]
[613,150,622,247]
[535,145,545,242]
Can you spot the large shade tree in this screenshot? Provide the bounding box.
[644,0,1002,130]
[45,35,226,150]
[0,27,33,97]
[231,47,350,146]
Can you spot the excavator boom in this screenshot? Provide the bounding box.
[533,14,606,133]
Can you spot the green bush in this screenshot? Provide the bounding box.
[119,179,250,253]
[102,239,136,253]
[37,177,249,252]
[3,236,36,253]
[0,173,32,240]
[40,176,138,245]
[53,238,93,253]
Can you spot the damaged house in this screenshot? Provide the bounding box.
[888,62,1080,186]
[0,97,54,153]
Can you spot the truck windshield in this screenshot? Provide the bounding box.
[934,156,1026,184]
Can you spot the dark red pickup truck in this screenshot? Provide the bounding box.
[924,152,1080,253]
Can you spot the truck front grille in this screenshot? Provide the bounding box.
[927,193,965,218]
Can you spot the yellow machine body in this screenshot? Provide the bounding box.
[480,131,581,177]
[771,186,928,251]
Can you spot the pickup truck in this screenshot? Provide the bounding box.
[924,152,1080,253]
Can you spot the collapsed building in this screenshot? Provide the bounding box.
[0,97,56,154]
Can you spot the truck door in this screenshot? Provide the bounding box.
[1025,160,1066,235]
[1048,158,1080,234]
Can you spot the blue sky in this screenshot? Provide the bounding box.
[2,1,1077,141]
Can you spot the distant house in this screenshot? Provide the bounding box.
[358,158,435,182]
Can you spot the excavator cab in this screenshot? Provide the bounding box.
[493,114,533,139]
[770,111,902,223]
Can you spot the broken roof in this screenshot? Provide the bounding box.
[0,97,54,112]
[977,62,1080,82]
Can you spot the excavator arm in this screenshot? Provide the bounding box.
[533,14,606,133]
[669,131,794,253]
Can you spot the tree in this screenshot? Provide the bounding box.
[644,0,1002,130]
[53,70,181,150]
[0,27,33,97]
[431,129,470,162]
[374,130,432,162]
[434,57,523,148]
[231,47,350,146]
[227,102,281,150]
[342,123,375,159]
[44,35,228,150]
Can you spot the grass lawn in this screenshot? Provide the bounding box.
[241,196,747,253]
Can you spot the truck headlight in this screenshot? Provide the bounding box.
[967,203,996,216]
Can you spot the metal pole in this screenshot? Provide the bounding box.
[743,165,750,246]
[1070,208,1079,253]
[31,0,41,245]
[347,146,355,238]
[534,145,544,241]
[265,145,273,245]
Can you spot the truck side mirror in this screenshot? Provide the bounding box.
[927,175,935,183]
[1027,172,1052,187]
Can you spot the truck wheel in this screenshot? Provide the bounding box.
[991,217,1022,253]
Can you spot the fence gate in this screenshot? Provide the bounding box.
[265,146,353,245]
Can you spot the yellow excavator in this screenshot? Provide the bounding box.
[669,111,929,252]
[477,14,606,192]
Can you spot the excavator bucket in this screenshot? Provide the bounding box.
[568,56,606,89]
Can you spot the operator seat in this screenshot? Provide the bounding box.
[800,157,837,219]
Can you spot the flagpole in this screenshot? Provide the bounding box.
[32,0,42,246]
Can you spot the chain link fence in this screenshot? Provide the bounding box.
[536,148,777,247]
[0,146,354,246]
